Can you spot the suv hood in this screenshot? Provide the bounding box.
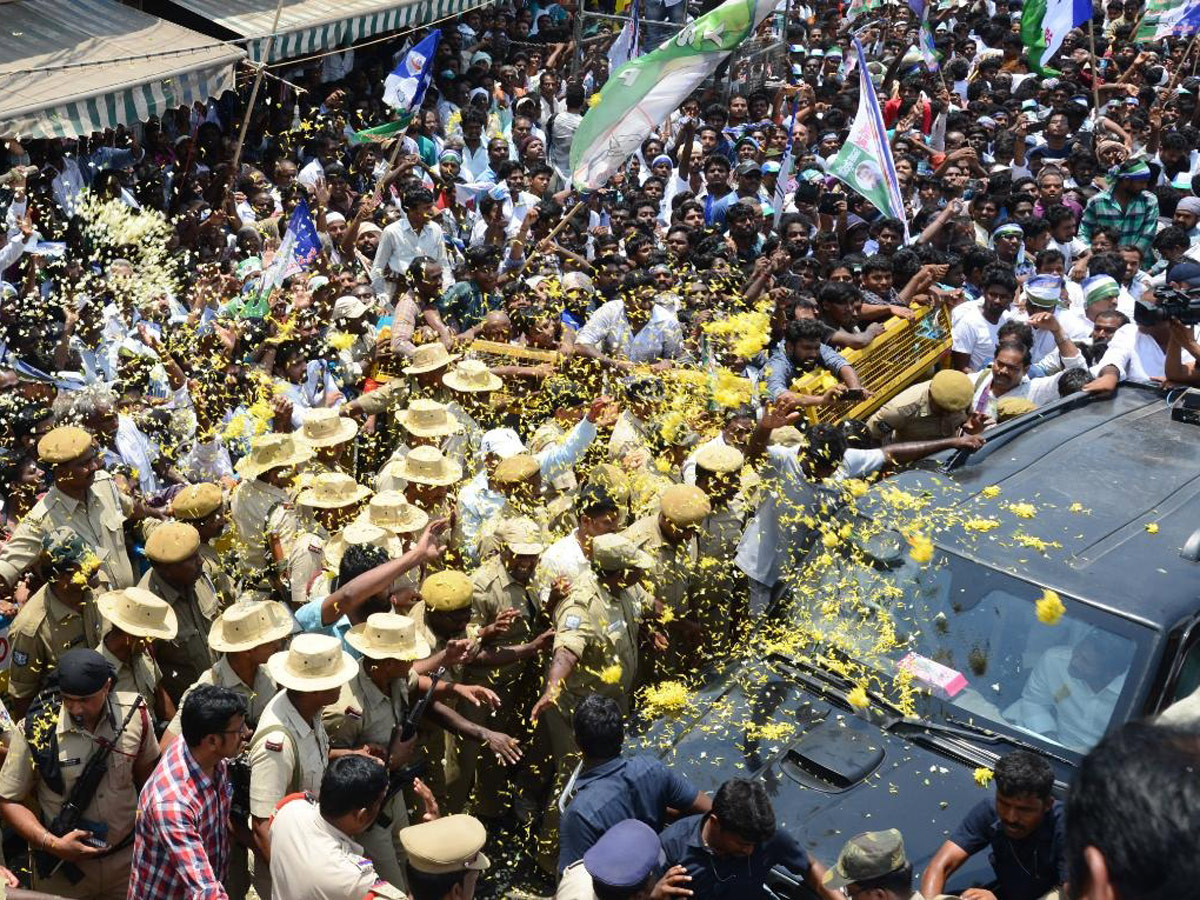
[635,658,999,888]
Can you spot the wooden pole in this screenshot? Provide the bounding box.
[230,0,285,176]
[1087,17,1102,116]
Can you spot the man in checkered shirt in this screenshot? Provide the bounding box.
[130,685,248,900]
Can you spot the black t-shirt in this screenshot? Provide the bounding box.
[950,798,1068,900]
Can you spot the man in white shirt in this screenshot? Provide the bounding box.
[369,186,453,299]
[969,320,1086,421]
[1005,627,1133,752]
[952,266,1021,372]
[535,483,623,608]
[736,400,983,612]
[574,274,684,367]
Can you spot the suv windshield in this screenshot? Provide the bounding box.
[782,535,1155,757]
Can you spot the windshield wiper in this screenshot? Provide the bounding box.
[771,653,911,717]
[891,715,1074,765]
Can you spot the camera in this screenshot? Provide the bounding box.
[1133,288,1200,327]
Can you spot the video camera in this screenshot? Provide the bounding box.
[1133,287,1200,327]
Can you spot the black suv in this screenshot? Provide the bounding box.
[634,385,1200,896]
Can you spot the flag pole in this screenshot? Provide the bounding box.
[1086,17,1102,116]
[231,0,285,176]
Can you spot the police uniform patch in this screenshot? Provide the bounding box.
[565,614,581,629]
[266,739,284,752]
[12,651,28,667]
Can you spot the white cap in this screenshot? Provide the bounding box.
[481,427,525,460]
[333,295,369,320]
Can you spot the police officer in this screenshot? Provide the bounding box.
[169,482,236,607]
[400,814,491,900]
[0,648,159,900]
[866,369,975,444]
[289,473,373,608]
[558,819,693,900]
[138,521,219,703]
[0,425,135,595]
[622,483,709,675]
[229,432,314,587]
[7,528,106,721]
[457,518,555,817]
[692,444,749,653]
[249,634,358,898]
[325,612,433,889]
[531,533,655,873]
[96,587,178,723]
[268,756,407,900]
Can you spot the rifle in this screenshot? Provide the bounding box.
[376,667,444,826]
[35,696,145,884]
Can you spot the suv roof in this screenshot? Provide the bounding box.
[880,385,1200,630]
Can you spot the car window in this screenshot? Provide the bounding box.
[796,541,1152,757]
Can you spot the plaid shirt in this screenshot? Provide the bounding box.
[129,737,232,900]
[1079,188,1159,256]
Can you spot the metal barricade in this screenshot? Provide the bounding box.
[791,303,953,425]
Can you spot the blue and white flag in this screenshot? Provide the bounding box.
[918,11,940,71]
[609,0,642,70]
[828,38,910,243]
[262,199,321,291]
[383,30,442,116]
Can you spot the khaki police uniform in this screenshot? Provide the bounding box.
[137,568,219,703]
[406,600,463,804]
[323,666,420,888]
[99,643,161,712]
[288,526,332,608]
[608,410,654,465]
[0,691,157,900]
[0,471,133,590]
[230,479,296,573]
[8,584,104,701]
[165,656,276,740]
[621,514,695,621]
[457,555,546,816]
[268,793,406,900]
[198,543,237,609]
[866,380,970,442]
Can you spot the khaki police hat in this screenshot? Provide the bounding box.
[267,633,358,692]
[296,473,373,509]
[209,599,294,653]
[324,520,403,572]
[823,829,909,889]
[98,587,179,641]
[234,432,314,479]
[400,814,491,875]
[398,398,465,438]
[592,533,655,572]
[170,482,223,521]
[589,463,631,504]
[357,490,429,535]
[442,359,503,393]
[493,453,540,485]
[420,570,473,612]
[401,342,459,375]
[38,425,94,464]
[659,484,711,526]
[929,370,974,412]
[496,517,545,556]
[297,408,358,448]
[345,612,432,661]
[695,442,745,474]
[145,521,201,564]
[997,396,1039,421]
[770,425,805,447]
[388,445,463,487]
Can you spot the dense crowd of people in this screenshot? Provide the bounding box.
[1,0,1199,897]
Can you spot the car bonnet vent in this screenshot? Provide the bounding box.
[779,717,884,793]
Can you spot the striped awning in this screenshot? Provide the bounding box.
[166,0,489,64]
[0,0,244,141]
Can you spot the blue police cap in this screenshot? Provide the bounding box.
[583,820,663,889]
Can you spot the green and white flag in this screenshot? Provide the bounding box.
[1020,0,1091,75]
[570,0,776,191]
[828,38,910,243]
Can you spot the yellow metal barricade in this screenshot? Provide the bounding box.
[792,303,953,424]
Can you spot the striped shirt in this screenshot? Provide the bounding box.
[1079,188,1159,256]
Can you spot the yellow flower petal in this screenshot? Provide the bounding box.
[974,767,994,788]
[981,485,1002,499]
[847,685,870,709]
[1035,589,1065,625]
[1145,522,1159,534]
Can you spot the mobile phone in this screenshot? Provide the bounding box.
[842,388,865,401]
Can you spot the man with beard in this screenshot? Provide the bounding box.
[764,318,865,403]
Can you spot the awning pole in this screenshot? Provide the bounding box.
[230,0,285,175]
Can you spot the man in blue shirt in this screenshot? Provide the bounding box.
[659,778,840,900]
[921,751,1068,900]
[763,318,864,402]
[558,695,709,873]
